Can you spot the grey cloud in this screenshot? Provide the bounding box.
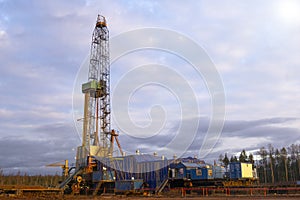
[116,117,299,161]
[222,117,298,134]
[0,122,78,174]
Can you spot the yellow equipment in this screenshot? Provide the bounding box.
[46,160,69,177]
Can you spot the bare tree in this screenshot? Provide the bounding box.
[280,147,289,182]
[268,144,275,184]
[257,146,268,184]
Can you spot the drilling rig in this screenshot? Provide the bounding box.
[59,15,169,195]
[58,15,120,193]
[76,15,112,169]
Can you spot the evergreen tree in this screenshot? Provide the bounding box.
[275,148,281,182]
[230,155,238,162]
[249,153,254,168]
[239,149,248,162]
[288,144,300,181]
[223,153,230,171]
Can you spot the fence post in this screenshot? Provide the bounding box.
[181,188,185,197]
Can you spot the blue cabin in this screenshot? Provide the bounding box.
[172,162,213,180]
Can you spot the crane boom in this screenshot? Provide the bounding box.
[46,160,69,177]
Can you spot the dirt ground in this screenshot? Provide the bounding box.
[1,195,300,200]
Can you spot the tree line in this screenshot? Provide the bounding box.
[0,170,63,187]
[219,143,300,184]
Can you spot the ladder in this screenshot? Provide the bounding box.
[156,178,169,194]
[93,181,103,196]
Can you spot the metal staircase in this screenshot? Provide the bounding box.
[58,167,83,189]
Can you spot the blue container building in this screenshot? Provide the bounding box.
[171,162,213,180]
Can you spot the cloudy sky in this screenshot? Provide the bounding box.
[0,0,300,174]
